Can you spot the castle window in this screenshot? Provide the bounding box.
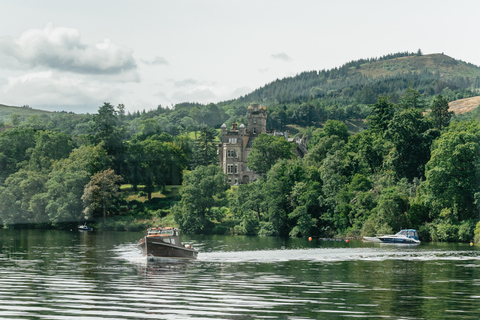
[253,128,256,134]
[234,164,238,174]
[227,150,238,158]
[253,118,257,124]
[227,164,234,174]
[228,138,237,144]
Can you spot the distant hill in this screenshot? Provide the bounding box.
[231,53,480,107]
[357,53,480,79]
[0,104,53,123]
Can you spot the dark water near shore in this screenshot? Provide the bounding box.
[1,230,480,319]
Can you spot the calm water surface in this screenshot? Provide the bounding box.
[1,230,480,319]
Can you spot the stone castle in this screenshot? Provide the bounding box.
[218,104,307,185]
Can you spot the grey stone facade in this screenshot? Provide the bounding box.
[218,104,267,185]
[218,104,308,185]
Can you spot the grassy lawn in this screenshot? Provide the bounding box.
[121,184,181,203]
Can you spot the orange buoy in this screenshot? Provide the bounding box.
[346,239,349,243]
[308,237,312,241]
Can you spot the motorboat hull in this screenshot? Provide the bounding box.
[137,235,198,259]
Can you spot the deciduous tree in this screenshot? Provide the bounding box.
[174,165,229,234]
[247,133,293,175]
[82,168,122,223]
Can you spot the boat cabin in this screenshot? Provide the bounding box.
[397,229,419,240]
[147,227,178,237]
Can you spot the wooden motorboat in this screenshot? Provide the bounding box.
[137,227,198,259]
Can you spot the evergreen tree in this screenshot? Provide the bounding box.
[430,95,453,130]
[195,126,218,168]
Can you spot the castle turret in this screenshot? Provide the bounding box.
[247,104,267,137]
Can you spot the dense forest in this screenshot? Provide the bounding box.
[2,52,480,242]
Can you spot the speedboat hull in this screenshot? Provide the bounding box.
[363,229,421,245]
[377,236,420,244]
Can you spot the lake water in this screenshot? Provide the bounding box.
[1,230,480,319]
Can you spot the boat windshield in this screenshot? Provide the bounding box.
[148,228,175,236]
[397,230,418,239]
[159,229,174,236]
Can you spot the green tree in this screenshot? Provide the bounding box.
[0,128,36,182]
[174,165,229,234]
[82,168,122,223]
[344,130,389,176]
[367,96,395,133]
[369,186,409,234]
[10,113,21,126]
[288,180,321,237]
[194,126,218,167]
[134,118,162,141]
[140,139,187,198]
[322,120,350,142]
[385,108,439,181]
[91,102,126,174]
[92,102,119,144]
[399,85,426,110]
[430,95,453,131]
[125,140,143,191]
[247,133,294,175]
[26,131,74,172]
[0,170,48,226]
[422,121,480,221]
[305,135,345,164]
[45,145,109,226]
[230,181,268,235]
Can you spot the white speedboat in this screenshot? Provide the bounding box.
[78,223,93,231]
[364,229,420,244]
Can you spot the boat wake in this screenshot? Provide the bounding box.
[114,244,480,265]
[198,247,480,263]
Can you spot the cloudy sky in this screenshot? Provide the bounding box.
[1,0,480,114]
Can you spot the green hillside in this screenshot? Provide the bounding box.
[232,53,480,107]
[211,52,480,133]
[358,53,480,79]
[0,104,53,123]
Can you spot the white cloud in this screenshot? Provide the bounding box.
[0,23,137,75]
[2,71,120,108]
[142,56,169,66]
[171,87,217,103]
[271,52,293,62]
[230,86,252,98]
[174,78,199,87]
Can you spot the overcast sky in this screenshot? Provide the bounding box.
[1,0,480,114]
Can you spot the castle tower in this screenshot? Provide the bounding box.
[247,104,267,137]
[217,104,268,185]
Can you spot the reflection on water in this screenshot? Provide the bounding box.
[1,229,480,319]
